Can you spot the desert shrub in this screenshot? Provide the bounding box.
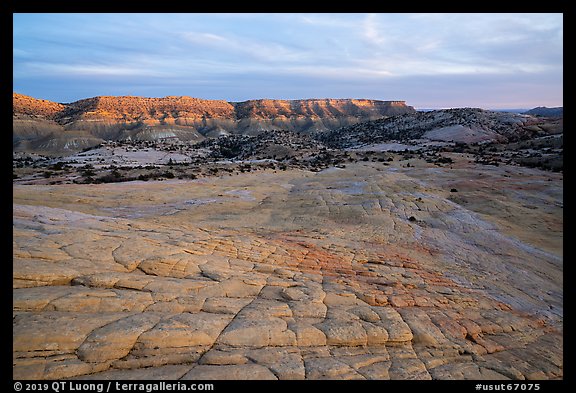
[82,168,96,177]
[95,170,133,183]
[49,161,67,171]
[436,156,453,164]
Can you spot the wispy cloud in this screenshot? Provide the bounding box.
[15,61,168,78]
[297,14,359,29]
[362,13,387,46]
[13,13,563,107]
[181,30,306,63]
[182,32,227,45]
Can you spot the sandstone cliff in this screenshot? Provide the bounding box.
[13,93,65,119]
[13,93,415,155]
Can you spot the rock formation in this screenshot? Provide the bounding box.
[13,160,563,380]
[318,108,546,148]
[13,93,415,155]
[12,93,563,380]
[524,106,563,118]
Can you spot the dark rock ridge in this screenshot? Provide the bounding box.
[524,106,563,118]
[13,93,415,155]
[318,108,548,148]
[195,130,329,161]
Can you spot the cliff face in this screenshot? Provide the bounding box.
[15,94,414,131]
[13,93,415,155]
[57,96,236,123]
[233,98,411,119]
[13,93,65,119]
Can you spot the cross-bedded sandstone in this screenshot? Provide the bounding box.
[13,160,562,380]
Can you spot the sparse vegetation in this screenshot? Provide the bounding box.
[12,106,563,186]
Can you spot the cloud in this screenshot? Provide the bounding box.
[181,30,306,63]
[13,13,562,107]
[13,48,31,58]
[181,32,227,45]
[15,61,168,78]
[362,13,386,46]
[374,14,560,78]
[297,14,359,29]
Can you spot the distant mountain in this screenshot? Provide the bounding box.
[13,93,415,155]
[524,107,563,117]
[489,109,529,114]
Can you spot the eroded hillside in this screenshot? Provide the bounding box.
[13,94,415,155]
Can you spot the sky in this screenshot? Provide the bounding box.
[13,13,563,109]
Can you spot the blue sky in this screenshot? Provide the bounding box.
[13,13,563,109]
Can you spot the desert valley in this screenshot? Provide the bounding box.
[12,93,563,380]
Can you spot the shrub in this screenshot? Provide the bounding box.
[49,161,67,171]
[437,156,453,164]
[82,169,96,177]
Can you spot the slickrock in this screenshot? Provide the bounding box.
[77,313,163,362]
[13,160,562,380]
[181,364,277,380]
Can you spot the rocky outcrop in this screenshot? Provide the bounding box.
[319,108,546,148]
[193,129,328,161]
[524,106,563,118]
[13,160,563,380]
[57,96,235,126]
[51,96,413,127]
[13,93,415,155]
[13,93,65,119]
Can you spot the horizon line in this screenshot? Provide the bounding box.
[13,91,562,111]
